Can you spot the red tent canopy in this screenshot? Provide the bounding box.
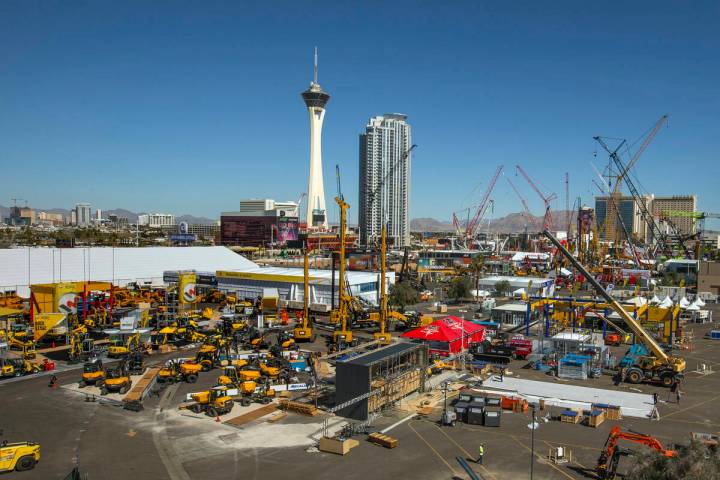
[401,316,485,354]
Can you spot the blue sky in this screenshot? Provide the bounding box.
[1,1,718,226]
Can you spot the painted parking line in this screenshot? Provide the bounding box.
[508,435,579,480]
[429,422,499,480]
[406,421,460,477]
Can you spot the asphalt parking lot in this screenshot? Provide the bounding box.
[1,308,718,480]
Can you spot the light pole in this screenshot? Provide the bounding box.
[530,403,537,480]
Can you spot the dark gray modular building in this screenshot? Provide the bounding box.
[335,342,429,421]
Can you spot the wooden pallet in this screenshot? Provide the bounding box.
[224,404,277,427]
[368,432,398,449]
[123,367,161,404]
[279,399,319,416]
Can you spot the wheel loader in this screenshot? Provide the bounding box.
[181,386,234,417]
[157,359,202,383]
[237,379,276,407]
[0,358,41,378]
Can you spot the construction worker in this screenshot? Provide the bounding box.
[477,443,485,465]
[653,392,658,405]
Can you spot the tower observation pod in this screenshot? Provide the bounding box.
[302,47,330,229]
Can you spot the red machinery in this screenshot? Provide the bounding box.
[597,426,676,479]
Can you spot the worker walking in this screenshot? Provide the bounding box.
[477,444,485,465]
[653,392,658,405]
[676,388,682,405]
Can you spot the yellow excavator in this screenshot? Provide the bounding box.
[292,248,315,342]
[100,359,132,395]
[330,196,354,350]
[0,439,40,473]
[3,326,36,360]
[78,357,105,387]
[181,386,234,417]
[107,332,141,358]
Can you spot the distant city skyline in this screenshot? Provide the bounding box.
[1,2,718,229]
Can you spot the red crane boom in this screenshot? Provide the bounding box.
[465,165,503,241]
[516,165,557,231]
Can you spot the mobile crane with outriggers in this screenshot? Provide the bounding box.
[544,230,685,387]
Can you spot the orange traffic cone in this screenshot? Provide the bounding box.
[215,415,221,423]
[51,340,55,349]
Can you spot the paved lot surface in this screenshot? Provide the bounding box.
[1,306,719,479]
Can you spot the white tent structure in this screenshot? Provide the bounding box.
[679,297,691,308]
[695,297,706,307]
[686,303,700,312]
[649,295,661,304]
[0,246,257,297]
[659,297,674,308]
[627,296,648,307]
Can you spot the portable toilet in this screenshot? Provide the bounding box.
[454,401,470,423]
[467,400,485,425]
[484,407,502,427]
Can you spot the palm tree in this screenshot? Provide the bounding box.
[469,255,485,302]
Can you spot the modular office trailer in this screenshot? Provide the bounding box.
[335,343,429,421]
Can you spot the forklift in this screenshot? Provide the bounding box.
[292,248,316,342]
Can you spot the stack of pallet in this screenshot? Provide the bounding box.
[368,432,398,448]
[279,399,319,416]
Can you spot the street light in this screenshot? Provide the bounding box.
[529,403,538,480]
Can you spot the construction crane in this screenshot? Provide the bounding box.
[506,177,533,230]
[373,223,391,345]
[292,247,315,342]
[365,144,417,245]
[597,426,676,479]
[330,165,353,350]
[564,172,571,235]
[453,165,503,248]
[594,115,668,252]
[516,165,557,231]
[544,229,685,386]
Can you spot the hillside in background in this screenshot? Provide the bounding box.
[411,210,577,234]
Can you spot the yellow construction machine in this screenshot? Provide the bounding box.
[0,440,40,473]
[181,386,234,417]
[107,332,140,358]
[78,357,105,387]
[157,358,202,384]
[373,223,392,345]
[292,248,316,342]
[329,196,354,350]
[0,357,41,378]
[100,360,132,395]
[545,230,685,387]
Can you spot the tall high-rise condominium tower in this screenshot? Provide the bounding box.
[301,48,330,229]
[358,114,413,247]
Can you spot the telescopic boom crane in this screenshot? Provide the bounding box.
[516,165,557,231]
[543,229,685,386]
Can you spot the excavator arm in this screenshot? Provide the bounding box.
[597,426,675,479]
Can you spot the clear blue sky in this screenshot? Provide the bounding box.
[1,1,718,226]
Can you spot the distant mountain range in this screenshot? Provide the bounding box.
[0,205,217,225]
[411,210,577,234]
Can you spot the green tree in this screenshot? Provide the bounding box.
[627,440,720,480]
[494,280,511,297]
[389,282,419,311]
[469,255,485,301]
[449,275,473,302]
